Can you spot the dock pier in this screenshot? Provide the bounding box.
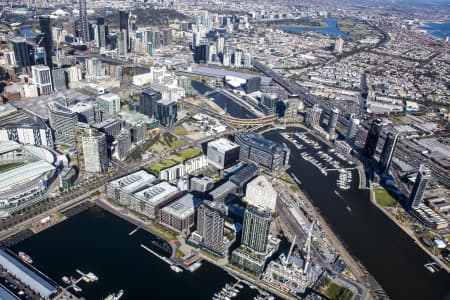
[140,244,174,266]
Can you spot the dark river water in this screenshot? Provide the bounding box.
[11,206,259,300]
[264,128,450,300]
[191,80,255,119]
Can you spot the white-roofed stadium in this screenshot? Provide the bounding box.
[0,141,59,217]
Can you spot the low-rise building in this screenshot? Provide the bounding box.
[159,193,201,235]
[106,170,157,205]
[59,167,77,189]
[207,138,240,169]
[131,182,181,218]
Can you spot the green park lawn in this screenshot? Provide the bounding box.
[374,189,398,207]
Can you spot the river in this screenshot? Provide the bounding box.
[11,206,259,300]
[263,128,450,300]
[191,80,255,119]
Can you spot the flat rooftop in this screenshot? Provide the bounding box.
[0,248,57,298]
[12,90,93,120]
[160,193,201,219]
[109,170,157,194]
[208,138,239,152]
[134,181,179,206]
[184,66,272,85]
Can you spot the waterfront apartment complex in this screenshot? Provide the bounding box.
[159,193,201,235]
[363,118,383,158]
[379,132,399,174]
[407,165,431,209]
[235,132,290,171]
[106,170,157,203]
[196,200,226,256]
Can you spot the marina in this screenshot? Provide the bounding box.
[285,131,356,190]
[61,268,98,294]
[8,206,260,299]
[212,280,246,300]
[104,289,124,300]
[264,129,450,300]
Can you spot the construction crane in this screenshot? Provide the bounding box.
[283,235,296,268]
[303,220,315,275]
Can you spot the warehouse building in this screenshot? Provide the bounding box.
[0,248,58,299]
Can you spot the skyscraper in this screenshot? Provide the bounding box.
[96,93,121,118]
[197,200,226,256]
[407,165,431,210]
[48,102,77,146]
[363,118,383,158]
[305,104,323,127]
[194,44,209,64]
[117,30,128,56]
[76,124,109,173]
[155,99,178,127]
[39,16,53,68]
[346,114,360,145]
[96,17,106,48]
[139,89,161,118]
[51,68,67,91]
[115,129,132,160]
[79,0,89,42]
[241,207,272,253]
[119,11,130,52]
[334,37,344,54]
[327,107,339,139]
[378,132,399,174]
[32,65,53,95]
[10,37,33,68]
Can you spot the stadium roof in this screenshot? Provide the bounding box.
[0,161,55,193]
[0,140,21,154]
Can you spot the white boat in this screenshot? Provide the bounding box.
[115,289,124,300]
[86,272,98,281]
[62,276,70,285]
[170,265,183,273]
[425,265,436,273]
[73,285,82,292]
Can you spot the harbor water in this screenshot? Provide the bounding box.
[264,129,450,300]
[191,80,255,119]
[11,206,260,300]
